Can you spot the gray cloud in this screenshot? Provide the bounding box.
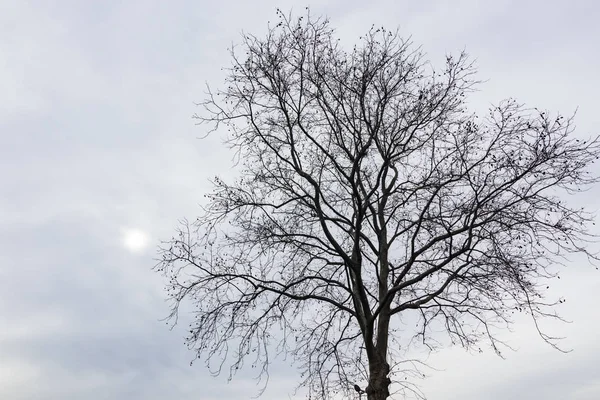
[2,0,599,399]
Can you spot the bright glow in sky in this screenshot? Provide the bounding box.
[121,228,149,253]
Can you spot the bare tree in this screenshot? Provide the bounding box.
[156,10,600,400]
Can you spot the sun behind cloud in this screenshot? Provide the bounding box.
[121,228,150,253]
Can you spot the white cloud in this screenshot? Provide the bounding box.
[1,0,599,399]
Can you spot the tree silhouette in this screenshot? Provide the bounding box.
[156,9,600,400]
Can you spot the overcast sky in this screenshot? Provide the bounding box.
[2,1,600,399]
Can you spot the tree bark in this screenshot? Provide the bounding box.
[366,353,391,400]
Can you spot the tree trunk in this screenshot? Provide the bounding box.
[366,354,391,400]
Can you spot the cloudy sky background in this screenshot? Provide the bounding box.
[2,1,599,399]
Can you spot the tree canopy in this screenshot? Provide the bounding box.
[156,10,600,400]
